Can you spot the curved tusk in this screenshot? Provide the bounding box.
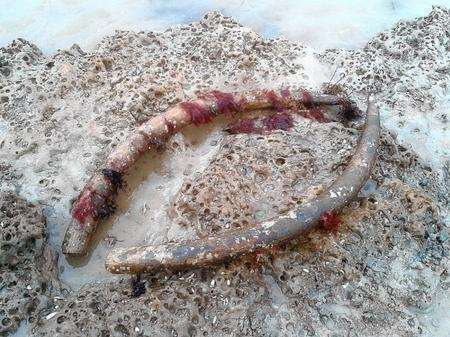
[62,90,353,256]
[105,98,380,274]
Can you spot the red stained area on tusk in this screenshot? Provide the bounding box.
[180,101,213,125]
[301,89,314,108]
[211,90,241,115]
[72,188,95,227]
[265,90,284,112]
[263,113,294,131]
[237,96,248,109]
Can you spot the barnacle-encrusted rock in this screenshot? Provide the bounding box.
[0,193,61,335]
[0,192,45,266]
[171,118,358,236]
[0,7,448,337]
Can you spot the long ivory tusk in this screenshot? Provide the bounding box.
[105,98,380,274]
[62,90,353,256]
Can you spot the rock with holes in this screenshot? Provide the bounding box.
[170,116,358,236]
[0,192,62,335]
[0,6,448,337]
[0,192,45,266]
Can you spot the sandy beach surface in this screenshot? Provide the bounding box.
[0,6,449,337]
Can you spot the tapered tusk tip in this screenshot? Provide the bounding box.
[105,248,142,274]
[105,250,125,273]
[61,221,90,255]
[105,246,172,274]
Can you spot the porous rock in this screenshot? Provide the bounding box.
[0,193,62,336]
[171,116,358,236]
[0,7,448,337]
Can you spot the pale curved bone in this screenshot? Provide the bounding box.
[62,90,361,257]
[104,98,380,274]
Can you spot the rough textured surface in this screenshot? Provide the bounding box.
[31,133,449,336]
[0,192,45,267]
[320,6,449,170]
[320,7,449,110]
[171,116,358,237]
[0,193,62,336]
[0,7,448,337]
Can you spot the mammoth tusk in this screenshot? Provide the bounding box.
[104,97,380,274]
[62,89,355,256]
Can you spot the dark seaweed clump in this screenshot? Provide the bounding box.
[102,168,123,190]
[130,275,146,298]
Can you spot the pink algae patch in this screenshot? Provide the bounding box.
[262,113,294,131]
[306,107,328,123]
[319,212,341,232]
[181,101,213,125]
[227,119,258,134]
[236,96,248,109]
[210,90,241,115]
[265,90,284,112]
